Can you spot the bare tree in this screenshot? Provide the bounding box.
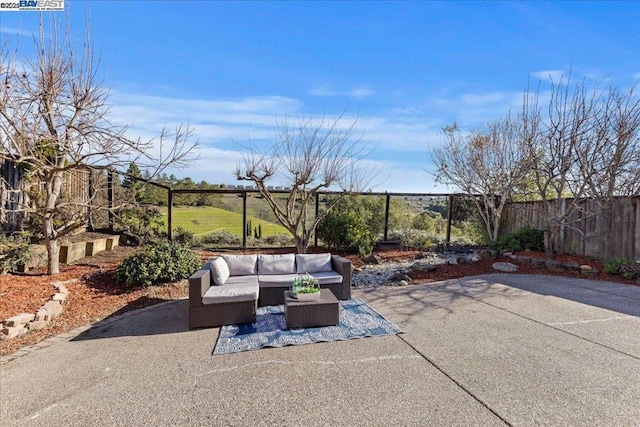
[431,115,533,242]
[0,17,196,274]
[581,86,640,197]
[235,112,377,253]
[520,75,640,258]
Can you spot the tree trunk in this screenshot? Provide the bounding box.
[295,235,307,254]
[45,235,60,275]
[543,229,554,259]
[44,170,64,275]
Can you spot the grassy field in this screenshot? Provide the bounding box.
[159,206,288,237]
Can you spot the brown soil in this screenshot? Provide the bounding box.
[1,246,637,356]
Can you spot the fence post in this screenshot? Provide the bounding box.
[87,172,94,231]
[167,189,173,242]
[242,191,247,249]
[314,192,319,247]
[383,193,391,241]
[446,194,454,248]
[107,170,114,233]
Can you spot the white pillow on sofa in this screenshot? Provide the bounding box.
[258,254,296,274]
[296,253,332,273]
[221,254,258,276]
[210,257,230,285]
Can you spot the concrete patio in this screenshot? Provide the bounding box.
[1,274,639,426]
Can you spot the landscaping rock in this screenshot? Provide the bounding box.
[581,267,600,276]
[414,251,430,260]
[492,262,518,272]
[52,293,67,302]
[363,254,383,265]
[389,271,411,283]
[465,254,481,263]
[517,256,532,264]
[532,257,546,267]
[34,308,50,322]
[410,262,437,272]
[477,249,496,260]
[2,326,26,338]
[27,321,49,331]
[562,261,580,271]
[5,313,35,327]
[42,301,63,318]
[545,260,564,271]
[398,280,409,286]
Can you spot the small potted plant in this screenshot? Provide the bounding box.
[291,274,321,301]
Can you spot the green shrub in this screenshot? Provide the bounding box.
[604,257,629,275]
[116,242,201,287]
[317,196,380,255]
[262,233,295,247]
[200,230,241,247]
[172,226,194,245]
[491,227,544,252]
[387,229,434,250]
[0,231,31,273]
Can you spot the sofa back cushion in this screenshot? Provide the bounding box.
[209,257,231,285]
[258,254,296,275]
[296,253,332,273]
[221,254,258,276]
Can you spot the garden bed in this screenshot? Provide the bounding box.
[1,247,638,356]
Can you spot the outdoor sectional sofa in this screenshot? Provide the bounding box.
[188,253,352,329]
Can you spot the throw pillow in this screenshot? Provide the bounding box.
[258,254,296,274]
[296,253,332,273]
[210,257,230,286]
[221,254,258,276]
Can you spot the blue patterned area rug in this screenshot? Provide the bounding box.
[213,298,403,355]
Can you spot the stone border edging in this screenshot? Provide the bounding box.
[0,298,186,366]
[1,279,76,340]
[507,252,600,275]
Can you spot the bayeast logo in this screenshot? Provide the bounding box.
[20,0,64,8]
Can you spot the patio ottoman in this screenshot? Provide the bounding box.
[284,289,339,329]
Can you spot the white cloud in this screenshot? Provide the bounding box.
[309,84,374,98]
[105,87,535,191]
[531,70,566,82]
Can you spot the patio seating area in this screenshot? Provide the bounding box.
[188,253,352,329]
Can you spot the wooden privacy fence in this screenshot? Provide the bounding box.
[1,159,91,232]
[501,197,640,261]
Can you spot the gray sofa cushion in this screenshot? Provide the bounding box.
[202,281,258,304]
[210,257,230,285]
[307,271,343,285]
[258,254,296,275]
[258,273,300,288]
[296,253,332,273]
[225,275,259,286]
[222,254,258,276]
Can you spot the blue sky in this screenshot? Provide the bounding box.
[1,1,639,192]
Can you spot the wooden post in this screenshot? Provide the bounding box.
[446,194,454,248]
[383,193,391,241]
[242,191,247,249]
[87,172,94,231]
[167,189,173,242]
[107,170,114,232]
[314,192,319,247]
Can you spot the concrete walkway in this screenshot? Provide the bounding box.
[1,274,639,426]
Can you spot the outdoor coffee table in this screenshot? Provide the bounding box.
[284,288,339,329]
